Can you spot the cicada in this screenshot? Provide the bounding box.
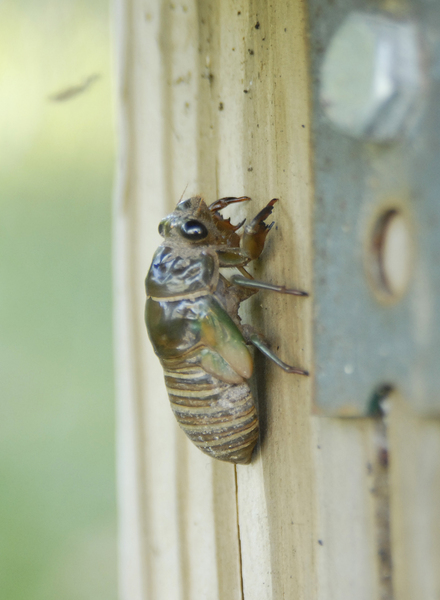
[145,196,308,465]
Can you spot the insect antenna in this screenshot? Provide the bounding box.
[178,183,189,203]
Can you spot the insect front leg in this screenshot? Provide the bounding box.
[241,198,278,260]
[242,325,309,376]
[208,196,251,212]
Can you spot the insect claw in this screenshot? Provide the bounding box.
[208,196,251,213]
[248,331,309,375]
[230,274,309,297]
[284,288,309,297]
[247,198,278,234]
[233,218,246,231]
[286,367,309,376]
[241,199,278,259]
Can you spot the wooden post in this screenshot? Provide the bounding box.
[114,1,440,598]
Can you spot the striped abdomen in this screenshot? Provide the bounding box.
[161,358,258,465]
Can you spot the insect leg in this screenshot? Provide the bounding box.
[241,198,278,259]
[208,196,251,212]
[230,274,309,297]
[244,328,309,376]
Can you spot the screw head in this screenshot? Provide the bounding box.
[320,12,424,142]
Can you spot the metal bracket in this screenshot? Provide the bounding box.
[308,1,440,415]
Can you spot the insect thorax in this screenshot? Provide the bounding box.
[145,244,218,300]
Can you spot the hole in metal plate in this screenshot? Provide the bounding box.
[368,209,414,301]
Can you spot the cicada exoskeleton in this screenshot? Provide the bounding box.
[145,196,308,464]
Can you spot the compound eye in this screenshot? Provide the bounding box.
[158,220,165,236]
[180,219,208,241]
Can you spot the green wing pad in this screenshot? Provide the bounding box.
[146,295,253,382]
[200,297,253,381]
[200,348,245,384]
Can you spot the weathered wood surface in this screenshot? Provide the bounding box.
[114,1,440,598]
[389,395,440,600]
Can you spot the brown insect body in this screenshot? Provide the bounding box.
[145,196,308,465]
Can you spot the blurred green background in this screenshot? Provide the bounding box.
[0,1,117,598]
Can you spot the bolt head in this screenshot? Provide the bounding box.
[320,12,424,142]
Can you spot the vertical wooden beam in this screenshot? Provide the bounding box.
[389,394,440,600]
[228,1,316,597]
[115,1,243,598]
[115,1,440,599]
[313,418,384,600]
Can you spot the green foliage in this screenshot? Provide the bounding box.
[0,1,117,598]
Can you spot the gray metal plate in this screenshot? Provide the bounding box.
[308,0,440,415]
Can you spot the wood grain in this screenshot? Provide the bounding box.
[115,1,440,598]
[389,393,440,600]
